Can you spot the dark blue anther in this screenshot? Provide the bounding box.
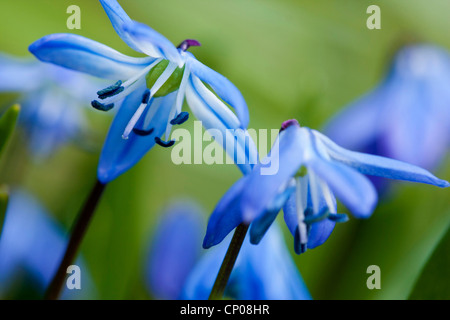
[97,80,124,100]
[327,213,349,223]
[155,137,175,148]
[170,111,189,125]
[91,100,114,111]
[303,207,329,224]
[133,127,154,136]
[142,89,151,104]
[294,227,308,255]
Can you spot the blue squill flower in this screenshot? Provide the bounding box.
[0,190,96,299]
[204,119,449,254]
[325,44,450,172]
[181,222,311,300]
[29,0,252,182]
[145,201,204,300]
[0,53,98,157]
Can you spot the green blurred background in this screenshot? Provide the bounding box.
[0,0,449,299]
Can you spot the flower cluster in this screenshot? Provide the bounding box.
[0,0,448,301]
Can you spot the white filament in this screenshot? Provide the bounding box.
[165,67,191,138]
[100,59,162,106]
[122,62,178,139]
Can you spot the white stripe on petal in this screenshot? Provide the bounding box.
[295,177,308,245]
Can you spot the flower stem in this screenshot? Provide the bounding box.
[45,179,106,300]
[208,223,249,300]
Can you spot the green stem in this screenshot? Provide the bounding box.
[45,179,106,300]
[208,223,249,300]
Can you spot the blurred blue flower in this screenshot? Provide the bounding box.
[145,201,204,300]
[325,44,450,172]
[181,222,311,300]
[0,53,98,158]
[204,119,449,254]
[0,190,96,299]
[29,0,254,183]
[146,199,310,300]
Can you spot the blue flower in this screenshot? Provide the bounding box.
[29,0,252,182]
[145,201,204,300]
[146,199,310,300]
[325,44,450,172]
[180,222,311,300]
[0,190,96,299]
[0,53,98,157]
[204,119,449,254]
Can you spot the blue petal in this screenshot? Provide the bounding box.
[203,176,248,249]
[315,130,450,188]
[99,0,143,53]
[180,236,230,300]
[0,190,96,299]
[307,219,336,249]
[0,54,42,92]
[20,89,84,157]
[185,76,257,175]
[0,191,65,290]
[241,223,311,300]
[241,124,304,222]
[325,44,450,172]
[249,185,295,245]
[248,209,278,246]
[146,201,204,300]
[282,193,299,236]
[380,76,449,170]
[122,21,183,66]
[282,192,335,251]
[183,223,311,300]
[97,87,175,183]
[307,142,378,218]
[29,33,154,80]
[324,85,386,150]
[187,55,249,128]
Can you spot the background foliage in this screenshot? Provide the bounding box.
[0,0,448,299]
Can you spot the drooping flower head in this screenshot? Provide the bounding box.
[0,190,96,299]
[30,0,255,182]
[325,44,450,172]
[204,120,449,254]
[0,53,98,157]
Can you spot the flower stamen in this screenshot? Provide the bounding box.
[170,111,189,125]
[122,63,178,140]
[93,59,163,111]
[155,137,175,148]
[327,213,349,223]
[91,100,114,111]
[133,127,155,136]
[97,80,125,100]
[177,39,201,52]
[280,119,300,132]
